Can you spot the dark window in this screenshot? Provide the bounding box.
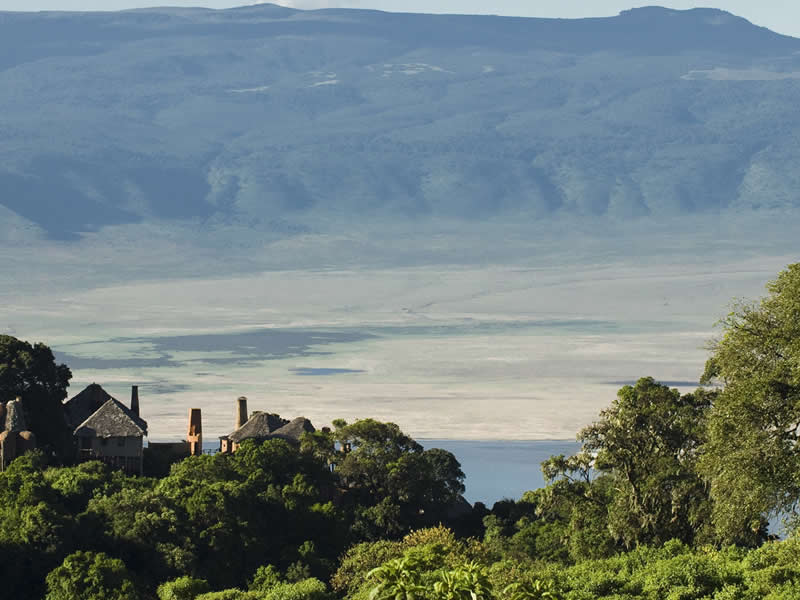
[80,437,92,449]
[117,437,125,447]
[101,438,108,446]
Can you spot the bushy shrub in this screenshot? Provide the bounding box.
[637,552,732,600]
[330,540,403,594]
[249,565,282,593]
[262,578,332,600]
[157,576,211,600]
[742,538,800,598]
[195,589,259,600]
[45,551,138,600]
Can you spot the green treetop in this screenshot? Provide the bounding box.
[45,551,138,600]
[540,377,715,556]
[0,335,73,462]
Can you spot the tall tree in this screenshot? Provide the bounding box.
[334,419,465,538]
[541,377,714,554]
[0,335,72,461]
[700,263,800,543]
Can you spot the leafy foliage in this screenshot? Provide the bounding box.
[701,263,800,542]
[0,335,73,460]
[45,551,138,600]
[262,578,332,600]
[333,419,465,538]
[503,579,561,600]
[158,576,212,600]
[0,411,467,598]
[533,377,715,560]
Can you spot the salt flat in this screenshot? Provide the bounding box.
[1,214,797,442]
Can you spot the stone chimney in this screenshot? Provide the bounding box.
[236,396,248,430]
[5,398,27,432]
[131,386,140,417]
[188,408,202,456]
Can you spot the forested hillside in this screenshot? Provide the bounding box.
[1,5,800,239]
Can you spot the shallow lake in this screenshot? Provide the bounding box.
[421,439,581,505]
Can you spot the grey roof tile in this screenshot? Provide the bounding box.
[64,383,114,429]
[268,417,315,442]
[74,398,148,438]
[229,412,288,443]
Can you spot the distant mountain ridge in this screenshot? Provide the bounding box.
[1,4,799,239]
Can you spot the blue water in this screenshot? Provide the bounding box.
[421,440,580,505]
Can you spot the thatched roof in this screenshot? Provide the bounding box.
[229,412,288,444]
[74,398,148,438]
[64,383,114,429]
[268,417,315,443]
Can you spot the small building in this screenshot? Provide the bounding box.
[0,397,36,470]
[220,410,288,453]
[218,396,314,453]
[73,394,148,475]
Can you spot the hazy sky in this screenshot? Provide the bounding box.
[0,1,798,38]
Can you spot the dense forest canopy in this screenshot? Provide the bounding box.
[1,263,800,599]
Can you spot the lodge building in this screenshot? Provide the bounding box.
[2,383,314,473]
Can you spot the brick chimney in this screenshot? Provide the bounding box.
[130,386,140,417]
[236,396,248,430]
[188,408,202,456]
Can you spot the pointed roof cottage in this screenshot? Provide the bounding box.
[73,392,148,475]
